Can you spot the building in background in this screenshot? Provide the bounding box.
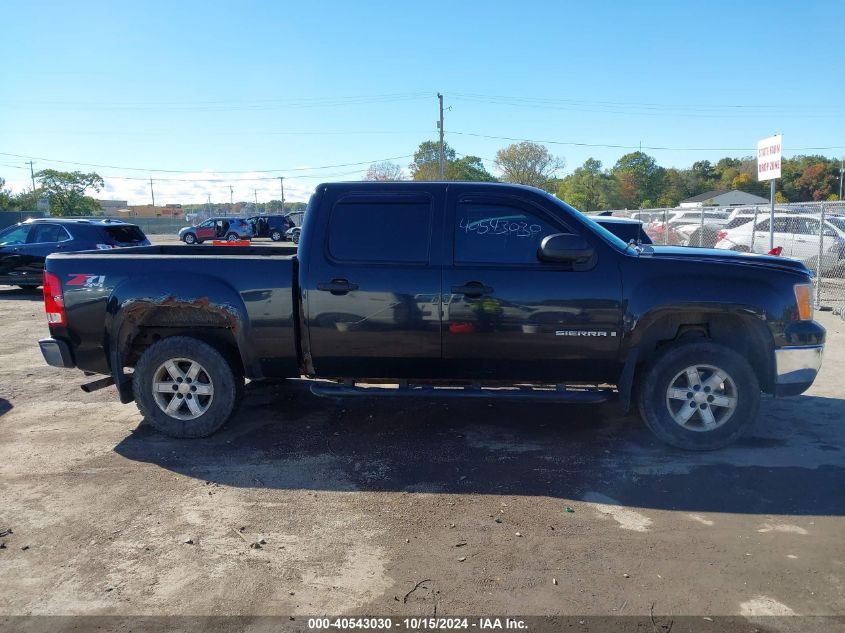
[121,203,184,218]
[680,190,769,208]
[98,199,129,215]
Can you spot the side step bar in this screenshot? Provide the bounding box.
[310,383,611,403]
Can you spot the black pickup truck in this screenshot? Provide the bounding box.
[38,182,825,449]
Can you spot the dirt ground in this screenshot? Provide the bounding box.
[0,285,843,628]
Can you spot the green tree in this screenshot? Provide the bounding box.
[36,169,104,216]
[0,177,12,210]
[557,158,619,211]
[449,155,496,182]
[611,152,666,208]
[409,141,494,181]
[410,140,456,181]
[494,142,564,190]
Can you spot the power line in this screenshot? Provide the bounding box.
[447,131,845,153]
[0,151,414,174]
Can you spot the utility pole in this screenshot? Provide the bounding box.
[278,177,285,209]
[27,161,36,192]
[229,185,234,205]
[254,189,258,205]
[149,177,155,207]
[207,194,211,215]
[437,93,445,180]
[839,159,844,201]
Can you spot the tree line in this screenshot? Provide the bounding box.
[368,140,844,210]
[2,145,842,217]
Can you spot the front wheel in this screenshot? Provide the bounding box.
[291,231,300,244]
[183,232,197,244]
[637,340,760,450]
[133,336,243,438]
[270,230,283,242]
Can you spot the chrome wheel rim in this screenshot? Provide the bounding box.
[152,358,214,420]
[227,233,238,242]
[665,364,737,431]
[271,231,281,240]
[185,234,195,244]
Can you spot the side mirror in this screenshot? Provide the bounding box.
[538,233,596,270]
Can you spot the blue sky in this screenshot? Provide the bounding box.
[2,0,843,204]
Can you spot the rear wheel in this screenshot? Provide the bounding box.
[637,340,760,450]
[133,336,243,438]
[226,232,239,242]
[183,232,197,244]
[17,284,40,291]
[270,230,283,242]
[291,231,300,244]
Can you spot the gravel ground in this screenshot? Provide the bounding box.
[0,286,843,628]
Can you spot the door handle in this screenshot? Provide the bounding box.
[317,279,359,295]
[451,281,493,298]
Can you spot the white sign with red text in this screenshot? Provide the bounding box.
[757,134,782,181]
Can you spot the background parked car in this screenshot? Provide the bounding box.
[246,214,293,241]
[286,226,301,244]
[178,218,253,244]
[715,213,845,274]
[0,218,149,288]
[592,216,653,244]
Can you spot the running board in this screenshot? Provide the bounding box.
[309,383,611,403]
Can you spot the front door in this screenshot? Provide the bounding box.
[18,223,73,283]
[302,189,443,378]
[0,224,33,282]
[195,220,217,241]
[442,188,623,382]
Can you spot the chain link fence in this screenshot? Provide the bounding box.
[609,201,845,313]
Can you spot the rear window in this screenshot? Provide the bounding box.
[328,195,432,263]
[100,225,147,245]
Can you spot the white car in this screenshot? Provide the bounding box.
[665,210,729,245]
[715,213,845,274]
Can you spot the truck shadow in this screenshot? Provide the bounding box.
[0,287,42,301]
[114,379,845,516]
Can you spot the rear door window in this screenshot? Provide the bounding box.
[328,194,432,263]
[29,223,71,243]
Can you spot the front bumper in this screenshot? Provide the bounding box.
[774,344,824,396]
[39,337,74,368]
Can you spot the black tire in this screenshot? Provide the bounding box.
[133,336,244,438]
[637,339,760,450]
[226,232,239,242]
[270,230,283,242]
[291,231,300,244]
[183,232,197,245]
[17,284,40,291]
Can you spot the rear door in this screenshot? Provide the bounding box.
[442,187,623,382]
[302,188,443,378]
[752,217,794,254]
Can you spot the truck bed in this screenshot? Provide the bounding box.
[46,244,300,384]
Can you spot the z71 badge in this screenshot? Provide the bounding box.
[67,274,106,288]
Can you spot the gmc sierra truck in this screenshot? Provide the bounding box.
[38,182,825,450]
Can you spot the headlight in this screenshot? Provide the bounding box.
[794,284,813,321]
